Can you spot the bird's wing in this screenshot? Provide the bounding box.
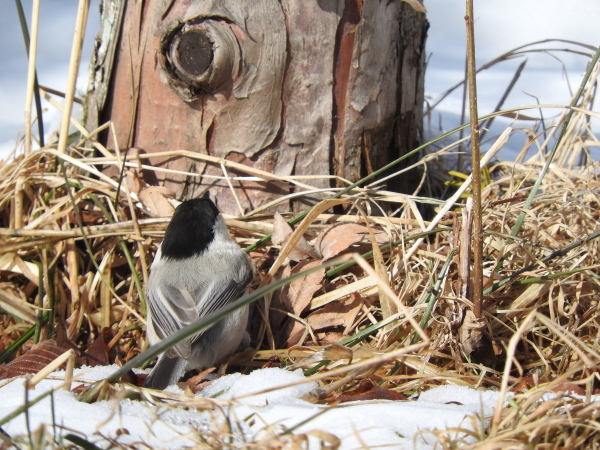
[147,283,199,358]
[147,253,252,357]
[192,255,254,325]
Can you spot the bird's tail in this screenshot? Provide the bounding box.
[143,354,187,390]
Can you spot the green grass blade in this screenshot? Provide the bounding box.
[64,434,103,450]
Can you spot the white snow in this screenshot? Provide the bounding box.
[0,366,507,448]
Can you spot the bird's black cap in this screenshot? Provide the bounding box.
[160,198,220,260]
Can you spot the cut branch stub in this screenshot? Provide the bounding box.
[170,27,213,78]
[160,19,240,101]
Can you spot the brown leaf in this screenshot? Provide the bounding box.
[315,223,367,260]
[311,332,346,346]
[509,376,586,396]
[459,310,486,356]
[509,376,547,393]
[273,260,326,346]
[307,293,362,331]
[286,260,326,314]
[272,213,319,261]
[68,209,105,225]
[125,170,143,196]
[123,147,146,195]
[270,263,294,330]
[329,379,408,404]
[270,262,321,328]
[0,365,18,381]
[187,367,216,393]
[82,327,117,367]
[0,340,69,380]
[459,310,497,368]
[315,223,388,260]
[551,382,586,396]
[139,186,176,217]
[272,212,293,245]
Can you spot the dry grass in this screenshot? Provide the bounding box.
[2,6,600,446]
[1,98,599,447]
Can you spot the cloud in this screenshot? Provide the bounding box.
[425,0,597,120]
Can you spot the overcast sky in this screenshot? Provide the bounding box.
[426,0,599,114]
[0,0,100,155]
[0,0,598,157]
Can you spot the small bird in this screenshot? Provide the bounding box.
[143,198,253,390]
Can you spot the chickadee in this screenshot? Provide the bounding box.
[143,198,253,390]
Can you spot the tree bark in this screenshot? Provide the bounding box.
[86,0,428,215]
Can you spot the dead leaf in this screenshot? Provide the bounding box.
[285,260,325,315]
[0,256,40,287]
[311,278,377,310]
[290,262,324,308]
[459,310,485,356]
[82,327,117,367]
[509,376,586,396]
[307,293,362,332]
[0,340,69,380]
[273,260,326,347]
[272,213,319,261]
[460,310,497,367]
[125,170,143,196]
[315,223,390,260]
[122,147,146,195]
[186,367,216,393]
[139,186,176,217]
[68,208,105,225]
[328,379,408,404]
[316,223,366,260]
[272,212,293,244]
[270,263,294,330]
[267,199,347,282]
[313,332,346,346]
[551,382,586,396]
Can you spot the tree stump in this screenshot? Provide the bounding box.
[86,0,428,215]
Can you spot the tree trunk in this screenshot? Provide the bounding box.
[86,0,428,215]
